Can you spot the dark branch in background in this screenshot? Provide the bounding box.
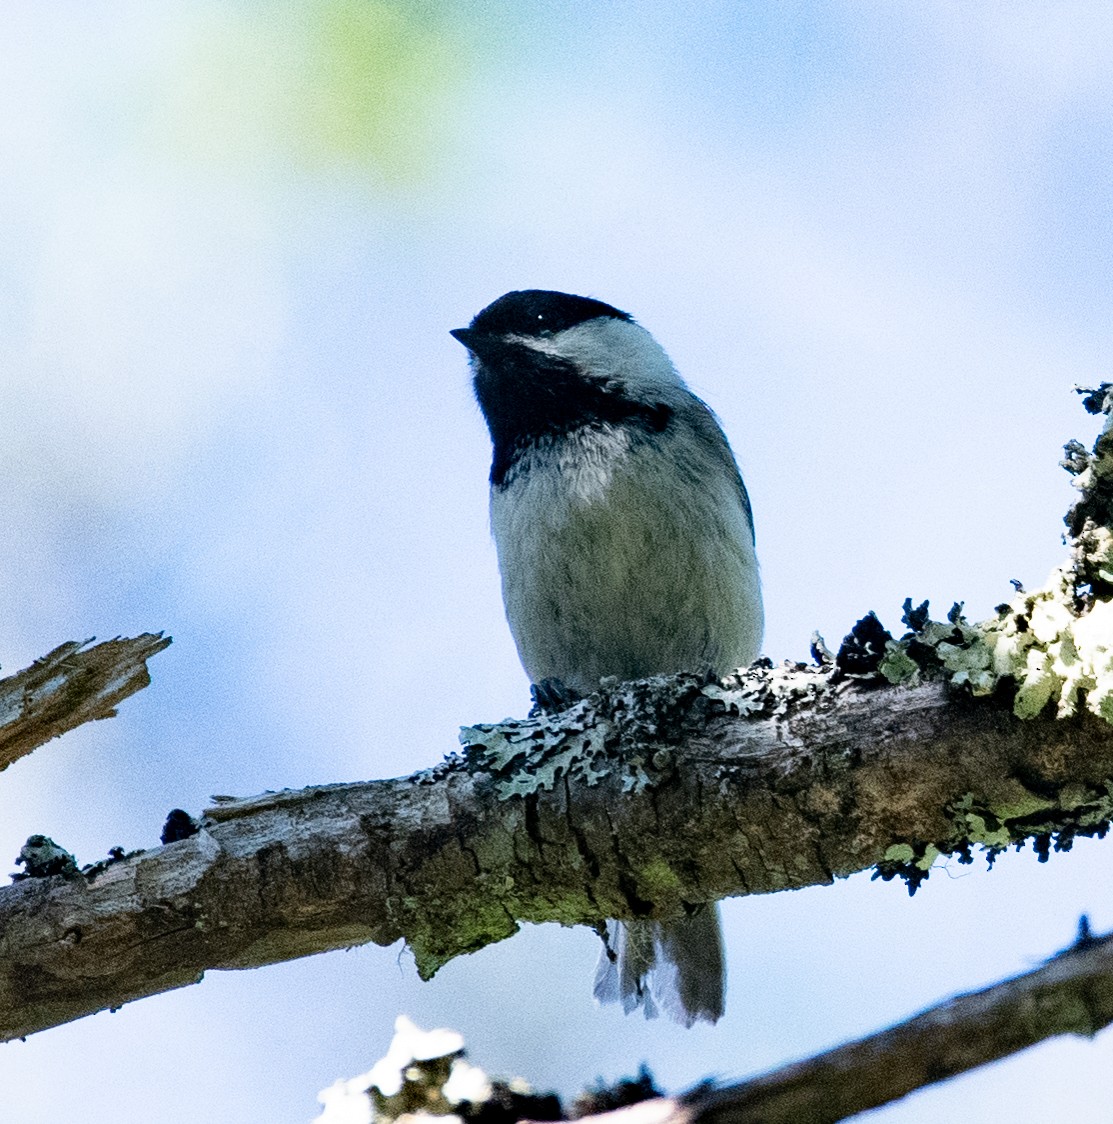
[344,922,1113,1124]
[685,920,1113,1124]
[0,635,171,773]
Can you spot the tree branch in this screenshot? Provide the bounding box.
[0,635,172,773]
[3,669,1112,1041]
[683,925,1113,1123]
[316,927,1113,1124]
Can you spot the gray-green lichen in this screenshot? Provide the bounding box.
[947,785,1113,853]
[460,701,617,799]
[459,673,706,800]
[460,661,834,801]
[315,1016,495,1124]
[11,835,79,881]
[876,385,1113,724]
[874,568,1113,722]
[313,1017,581,1124]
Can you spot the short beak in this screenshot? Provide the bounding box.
[450,327,514,362]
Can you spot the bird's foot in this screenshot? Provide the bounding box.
[530,677,582,715]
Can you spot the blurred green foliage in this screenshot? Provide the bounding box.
[161,0,479,186]
[301,0,464,179]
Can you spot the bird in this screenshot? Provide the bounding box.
[453,289,763,1026]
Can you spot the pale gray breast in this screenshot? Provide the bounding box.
[490,418,762,694]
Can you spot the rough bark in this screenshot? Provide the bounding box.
[2,668,1112,1042]
[0,635,172,773]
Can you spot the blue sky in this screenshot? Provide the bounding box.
[1,2,1112,1120]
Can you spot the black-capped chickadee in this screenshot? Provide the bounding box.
[453,290,763,1027]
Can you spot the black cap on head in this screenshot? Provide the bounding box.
[462,290,633,339]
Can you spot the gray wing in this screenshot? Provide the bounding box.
[687,396,755,544]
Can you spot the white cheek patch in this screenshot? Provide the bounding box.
[504,333,560,354]
[498,320,681,394]
[549,320,687,400]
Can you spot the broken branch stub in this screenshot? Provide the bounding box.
[0,634,172,773]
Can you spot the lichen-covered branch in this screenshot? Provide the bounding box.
[4,387,1113,1043]
[871,384,1113,721]
[0,635,172,773]
[319,926,1113,1124]
[3,666,1113,1042]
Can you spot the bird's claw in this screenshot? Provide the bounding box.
[530,677,582,714]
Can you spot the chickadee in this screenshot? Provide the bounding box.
[453,289,763,1027]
